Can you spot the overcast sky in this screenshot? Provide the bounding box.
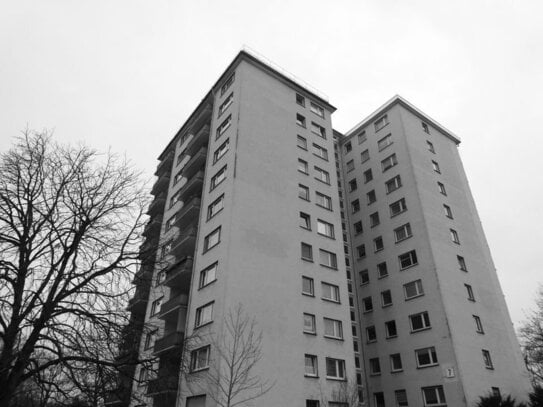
[2,0,542,328]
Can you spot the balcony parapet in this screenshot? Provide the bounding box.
[174,196,201,230]
[163,257,193,289]
[153,331,185,356]
[154,150,174,177]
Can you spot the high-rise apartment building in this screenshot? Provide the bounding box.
[106,50,531,407]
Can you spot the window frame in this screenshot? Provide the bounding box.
[199,262,217,289]
[409,311,431,332]
[203,227,221,252]
[314,166,331,184]
[323,318,344,340]
[374,114,389,132]
[296,113,306,128]
[385,175,402,194]
[190,345,211,372]
[299,184,310,201]
[377,133,393,151]
[304,354,319,377]
[325,358,346,380]
[381,153,398,172]
[389,197,407,217]
[415,346,439,368]
[317,219,335,239]
[301,242,313,262]
[210,165,227,191]
[404,279,424,300]
[399,250,418,270]
[302,276,315,296]
[303,313,317,335]
[310,102,325,118]
[316,192,332,210]
[207,194,225,220]
[297,135,308,150]
[213,138,230,164]
[300,212,311,230]
[394,223,413,243]
[390,353,403,372]
[216,114,232,140]
[321,282,340,303]
[195,301,214,328]
[319,249,338,269]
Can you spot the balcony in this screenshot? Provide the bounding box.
[153,331,185,356]
[104,388,130,407]
[185,124,210,157]
[171,225,198,259]
[143,217,162,238]
[126,291,147,314]
[163,257,193,289]
[146,375,179,396]
[147,193,166,216]
[151,173,171,196]
[174,196,201,230]
[154,150,174,177]
[182,146,207,180]
[177,170,204,202]
[158,294,188,320]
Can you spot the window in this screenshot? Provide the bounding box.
[381,289,392,307]
[492,388,501,397]
[298,159,309,174]
[394,223,413,242]
[374,393,385,407]
[220,73,234,96]
[199,262,217,288]
[138,366,147,385]
[210,165,227,190]
[216,115,232,139]
[356,244,366,259]
[325,358,346,380]
[374,115,389,131]
[301,243,313,261]
[195,302,214,327]
[316,192,332,210]
[324,318,343,339]
[427,140,435,153]
[432,160,441,173]
[190,345,210,372]
[465,284,475,301]
[307,401,320,407]
[203,227,221,252]
[360,269,369,285]
[304,313,316,334]
[390,198,407,216]
[385,320,397,338]
[166,214,176,231]
[367,189,377,205]
[354,221,363,235]
[348,179,357,192]
[377,262,388,278]
[381,153,398,172]
[399,250,418,270]
[422,122,429,134]
[319,249,337,269]
[315,167,330,184]
[410,311,431,332]
[404,280,424,299]
[297,135,308,150]
[322,282,340,302]
[450,229,460,244]
[363,168,373,183]
[207,194,225,220]
[144,329,157,350]
[160,240,173,258]
[310,102,325,118]
[311,122,326,138]
[296,113,306,127]
[346,159,354,172]
[302,276,314,296]
[422,386,446,406]
[366,325,377,342]
[296,93,305,106]
[218,92,233,116]
[317,220,335,238]
[444,204,453,219]
[369,211,380,227]
[395,389,409,406]
[378,134,393,151]
[474,315,484,333]
[213,138,229,164]
[299,184,310,201]
[305,354,318,377]
[385,176,402,196]
[362,296,373,312]
[150,297,163,316]
[457,255,467,271]
[482,350,494,369]
[361,149,370,163]
[416,347,439,367]
[313,144,328,160]
[374,236,384,252]
[351,199,360,213]
[170,191,181,208]
[300,212,311,230]
[438,182,447,195]
[390,353,403,372]
[357,130,367,144]
[369,358,381,375]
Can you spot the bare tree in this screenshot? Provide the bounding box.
[520,284,543,386]
[0,131,148,405]
[317,377,361,407]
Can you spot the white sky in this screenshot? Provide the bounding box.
[2,0,542,328]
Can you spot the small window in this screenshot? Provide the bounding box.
[346,159,355,172]
[344,141,352,153]
[362,296,373,312]
[374,393,385,407]
[427,140,435,153]
[143,329,157,350]
[354,221,363,235]
[377,262,388,278]
[357,130,367,144]
[360,269,369,285]
[317,219,335,238]
[313,144,329,160]
[482,350,494,369]
[307,401,320,407]
[378,134,393,151]
[199,262,217,288]
[422,386,446,406]
[389,198,407,217]
[385,320,397,338]
[369,358,381,375]
[303,313,316,334]
[444,204,453,219]
[395,390,408,406]
[302,276,314,296]
[416,347,439,367]
[390,353,403,372]
[316,192,332,210]
[492,388,501,397]
[385,175,402,193]
[474,315,484,333]
[404,279,424,299]
[195,302,214,328]
[432,160,441,173]
[299,184,310,201]
[315,167,330,184]
[324,318,343,340]
[210,165,227,190]
[301,243,313,261]
[394,223,413,242]
[361,149,370,163]
[322,282,340,302]
[438,182,447,195]
[422,122,430,134]
[363,169,373,183]
[297,135,308,150]
[325,358,346,380]
[399,250,418,270]
[304,354,318,377]
[366,325,377,342]
[203,227,221,252]
[374,115,389,132]
[216,115,232,139]
[457,255,468,271]
[296,113,306,128]
[410,311,431,332]
[190,345,210,372]
[319,249,337,269]
[348,179,357,192]
[356,244,366,259]
[381,289,393,307]
[296,93,305,106]
[213,138,230,164]
[207,194,225,220]
[465,284,475,301]
[351,199,360,213]
[373,236,384,252]
[220,73,235,96]
[450,229,460,244]
[367,189,377,205]
[298,159,309,174]
[310,102,325,118]
[218,93,233,116]
[381,153,398,172]
[300,212,311,230]
[369,211,380,227]
[311,122,326,138]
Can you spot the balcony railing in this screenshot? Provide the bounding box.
[182,146,207,180]
[143,217,162,238]
[153,331,184,356]
[151,173,171,196]
[147,193,166,216]
[104,387,130,407]
[126,291,147,313]
[158,294,188,320]
[163,257,193,289]
[154,150,174,177]
[174,196,201,230]
[146,375,179,396]
[177,170,204,202]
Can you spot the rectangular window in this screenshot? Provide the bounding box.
[422,386,446,406]
[195,302,214,328]
[367,189,377,205]
[354,221,363,235]
[344,141,352,153]
[474,315,484,333]
[203,227,221,252]
[457,255,467,271]
[296,113,306,128]
[317,219,335,238]
[390,197,407,217]
[170,191,181,208]
[319,249,337,269]
[361,149,370,163]
[313,144,329,160]
[207,194,224,220]
[218,92,233,116]
[390,353,403,372]
[374,236,384,252]
[432,160,441,173]
[399,250,418,270]
[404,279,424,299]
[325,358,346,380]
[450,229,460,244]
[316,192,332,210]
[210,165,227,190]
[298,159,309,174]
[348,179,357,192]
[386,175,402,193]
[357,130,367,144]
[378,134,393,151]
[190,345,210,372]
[438,182,447,195]
[297,135,308,150]
[300,212,311,230]
[314,167,330,184]
[416,347,439,367]
[311,122,326,138]
[299,184,310,201]
[306,401,320,407]
[301,243,313,261]
[362,296,373,312]
[410,311,431,332]
[296,93,305,106]
[360,269,369,285]
[369,212,380,227]
[374,115,389,131]
[346,159,355,172]
[324,318,343,339]
[482,350,494,369]
[322,282,340,303]
[351,199,360,213]
[144,329,157,350]
[366,325,377,342]
[304,313,316,334]
[220,73,235,96]
[444,204,453,219]
[357,244,366,259]
[385,320,397,338]
[199,262,217,288]
[374,393,385,407]
[363,168,373,183]
[395,390,409,407]
[394,223,413,242]
[465,284,475,301]
[422,122,430,134]
[216,115,232,139]
[377,262,388,278]
[381,153,398,172]
[427,140,435,153]
[213,138,229,164]
[302,276,314,296]
[310,102,325,118]
[381,289,392,307]
[369,357,381,375]
[305,354,318,377]
[151,297,163,316]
